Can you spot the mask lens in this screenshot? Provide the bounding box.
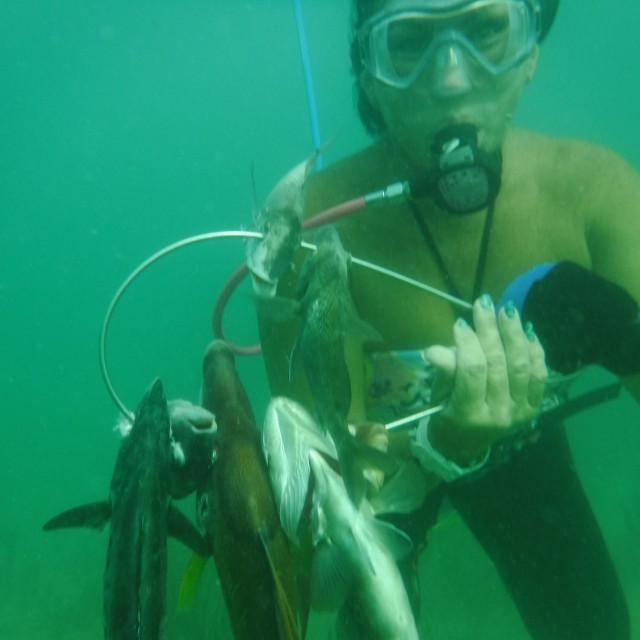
[362,0,538,88]
[384,14,437,81]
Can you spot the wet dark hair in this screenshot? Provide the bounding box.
[350,0,561,135]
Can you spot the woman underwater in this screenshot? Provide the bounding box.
[258,1,640,637]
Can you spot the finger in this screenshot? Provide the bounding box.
[473,296,510,411]
[450,317,488,415]
[497,302,533,407]
[525,321,548,410]
[423,345,456,405]
[423,345,456,377]
[353,421,389,452]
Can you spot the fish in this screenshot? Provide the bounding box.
[245,154,316,296]
[262,396,337,544]
[262,398,427,638]
[43,379,209,640]
[262,400,423,543]
[195,340,301,640]
[308,449,419,640]
[291,225,392,504]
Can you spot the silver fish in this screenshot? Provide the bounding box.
[309,450,419,640]
[262,396,337,544]
[43,379,209,640]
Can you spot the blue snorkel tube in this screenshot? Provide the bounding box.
[292,0,323,169]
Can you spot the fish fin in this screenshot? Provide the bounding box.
[285,403,337,460]
[42,501,111,531]
[263,398,336,543]
[310,540,353,611]
[265,415,310,543]
[431,504,463,534]
[294,250,314,299]
[259,531,301,640]
[176,553,208,611]
[288,339,304,382]
[250,292,300,322]
[292,539,313,639]
[343,310,384,344]
[167,504,210,557]
[368,518,413,562]
[312,133,338,166]
[369,461,431,516]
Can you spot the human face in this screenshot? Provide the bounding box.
[360,0,540,166]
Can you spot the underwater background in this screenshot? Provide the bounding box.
[1,0,638,637]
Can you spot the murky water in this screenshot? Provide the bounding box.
[1,0,638,637]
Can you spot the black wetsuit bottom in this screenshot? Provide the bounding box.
[396,425,630,640]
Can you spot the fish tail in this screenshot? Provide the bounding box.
[42,501,112,531]
[259,530,302,640]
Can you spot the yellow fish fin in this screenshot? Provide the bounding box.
[176,553,208,612]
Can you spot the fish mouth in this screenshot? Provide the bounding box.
[248,269,278,297]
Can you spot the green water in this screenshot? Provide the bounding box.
[1,0,638,638]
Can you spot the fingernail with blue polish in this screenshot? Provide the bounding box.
[525,321,536,342]
[456,317,469,329]
[479,293,493,311]
[504,300,516,319]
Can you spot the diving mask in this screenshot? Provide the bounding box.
[359,0,541,89]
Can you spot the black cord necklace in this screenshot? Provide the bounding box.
[408,199,495,320]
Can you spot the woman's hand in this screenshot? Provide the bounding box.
[351,421,389,494]
[424,295,548,465]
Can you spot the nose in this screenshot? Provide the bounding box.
[432,43,472,96]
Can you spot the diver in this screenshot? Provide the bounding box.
[258,0,640,638]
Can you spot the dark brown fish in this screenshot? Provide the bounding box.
[291,226,393,505]
[43,379,209,640]
[197,340,301,640]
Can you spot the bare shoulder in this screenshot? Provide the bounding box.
[304,142,394,217]
[509,128,640,234]
[510,128,630,163]
[508,128,639,195]
[510,129,640,292]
